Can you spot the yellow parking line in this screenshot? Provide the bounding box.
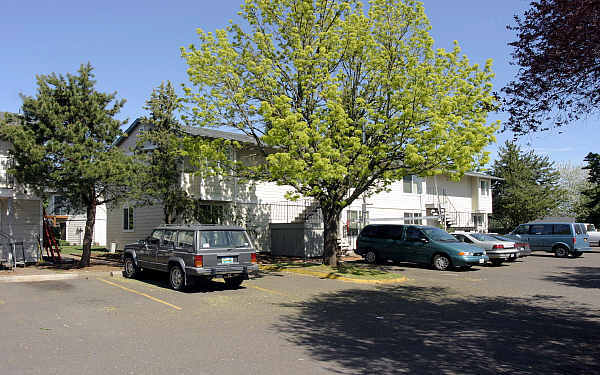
[97,278,182,311]
[248,285,290,297]
[0,299,5,305]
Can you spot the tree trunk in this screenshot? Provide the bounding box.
[79,198,96,268]
[322,206,341,267]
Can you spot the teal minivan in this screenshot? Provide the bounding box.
[356,224,489,271]
[509,222,592,257]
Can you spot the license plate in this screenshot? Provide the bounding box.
[221,257,234,264]
[479,258,485,264]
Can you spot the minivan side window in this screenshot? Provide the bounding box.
[553,224,571,235]
[379,225,403,240]
[405,227,425,241]
[529,224,553,235]
[514,225,529,234]
[360,226,377,238]
[577,223,587,234]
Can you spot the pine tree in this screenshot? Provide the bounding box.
[134,82,191,224]
[580,152,600,224]
[0,63,137,267]
[491,141,564,232]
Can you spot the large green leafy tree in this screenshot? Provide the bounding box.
[182,0,498,265]
[580,152,600,224]
[134,82,191,224]
[0,63,136,267]
[491,141,564,232]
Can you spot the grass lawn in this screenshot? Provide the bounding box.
[60,245,109,256]
[261,261,405,282]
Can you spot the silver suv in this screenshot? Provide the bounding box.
[122,224,258,290]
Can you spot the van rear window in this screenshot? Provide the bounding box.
[578,223,587,235]
[574,224,582,235]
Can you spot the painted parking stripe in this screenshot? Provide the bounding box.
[97,278,182,311]
[248,284,290,297]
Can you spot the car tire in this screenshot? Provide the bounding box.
[554,246,569,258]
[508,257,517,262]
[224,276,244,289]
[364,250,379,264]
[490,259,503,266]
[432,254,451,271]
[169,265,186,291]
[573,251,583,258]
[123,256,138,279]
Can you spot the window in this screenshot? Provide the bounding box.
[577,223,587,235]
[404,212,422,225]
[472,214,484,227]
[553,224,571,235]
[403,175,424,194]
[123,206,134,231]
[177,230,195,251]
[480,180,489,196]
[529,224,553,235]
[378,225,403,240]
[574,224,583,235]
[405,227,425,242]
[148,230,163,245]
[403,176,413,193]
[163,229,177,247]
[514,225,529,235]
[199,230,249,249]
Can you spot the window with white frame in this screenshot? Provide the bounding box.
[123,206,134,231]
[404,212,423,225]
[480,180,490,196]
[403,175,423,194]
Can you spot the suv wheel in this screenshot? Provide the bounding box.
[364,250,378,264]
[554,246,569,258]
[169,265,186,291]
[123,257,137,278]
[224,276,244,289]
[432,254,451,271]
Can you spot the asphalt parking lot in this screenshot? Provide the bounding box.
[1,250,600,375]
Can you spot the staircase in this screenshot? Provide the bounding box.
[291,200,320,224]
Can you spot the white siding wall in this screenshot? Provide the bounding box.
[106,204,164,251]
[0,198,42,262]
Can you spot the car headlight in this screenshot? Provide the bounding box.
[458,251,473,256]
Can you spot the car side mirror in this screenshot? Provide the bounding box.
[419,237,428,243]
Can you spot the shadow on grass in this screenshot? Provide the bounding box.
[274,285,600,374]
[543,267,600,289]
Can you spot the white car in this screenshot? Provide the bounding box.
[453,232,519,266]
[584,223,600,246]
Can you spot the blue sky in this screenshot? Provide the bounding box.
[1,0,595,165]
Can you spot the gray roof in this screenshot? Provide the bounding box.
[115,117,257,147]
[464,171,503,181]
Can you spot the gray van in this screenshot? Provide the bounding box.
[509,222,592,258]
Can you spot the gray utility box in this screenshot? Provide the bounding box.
[270,223,323,258]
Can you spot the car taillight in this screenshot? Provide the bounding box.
[573,237,577,245]
[251,253,257,264]
[492,244,504,249]
[194,255,203,268]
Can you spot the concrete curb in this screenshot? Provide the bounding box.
[0,270,123,283]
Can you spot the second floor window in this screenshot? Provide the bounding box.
[480,180,490,196]
[403,175,423,194]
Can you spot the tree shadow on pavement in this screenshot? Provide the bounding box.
[274,285,600,374]
[543,267,600,289]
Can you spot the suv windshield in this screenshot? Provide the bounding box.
[471,233,502,242]
[199,230,249,249]
[422,227,459,242]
